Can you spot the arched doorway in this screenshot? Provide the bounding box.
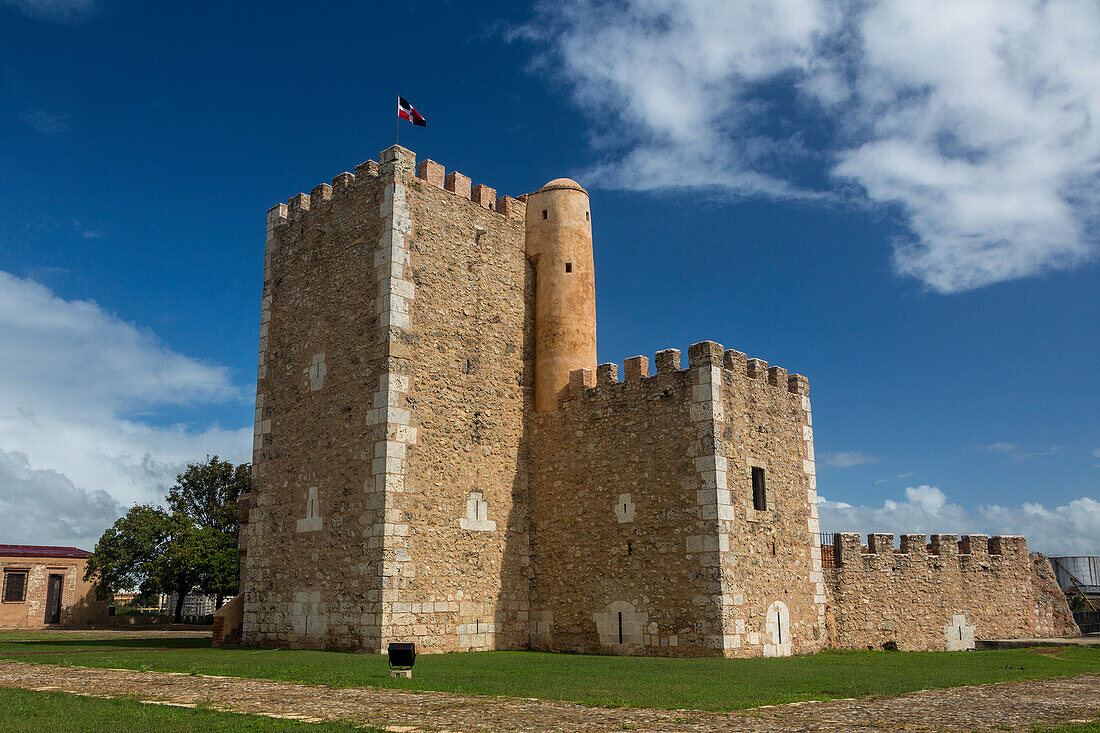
[764,600,792,657]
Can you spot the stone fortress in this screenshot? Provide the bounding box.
[223,144,1078,657]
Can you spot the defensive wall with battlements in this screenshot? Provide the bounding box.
[825,532,1077,651]
[225,143,1078,657]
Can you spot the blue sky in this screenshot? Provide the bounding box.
[1,0,1097,553]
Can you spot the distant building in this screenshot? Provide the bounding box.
[167,591,217,619]
[1,545,106,628]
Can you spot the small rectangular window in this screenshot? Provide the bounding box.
[3,571,28,602]
[751,467,767,511]
[542,209,548,220]
[585,211,590,221]
[565,262,572,273]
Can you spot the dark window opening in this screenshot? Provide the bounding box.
[3,571,27,602]
[542,209,548,220]
[627,541,633,556]
[752,466,767,511]
[565,262,572,273]
[585,211,590,221]
[618,612,623,644]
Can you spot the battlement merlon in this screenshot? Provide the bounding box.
[560,340,810,407]
[832,532,1029,567]
[266,145,524,231]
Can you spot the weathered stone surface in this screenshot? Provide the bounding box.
[236,145,1078,658]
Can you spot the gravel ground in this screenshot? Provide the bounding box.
[1,660,1098,732]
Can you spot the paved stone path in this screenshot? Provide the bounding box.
[1,660,1098,731]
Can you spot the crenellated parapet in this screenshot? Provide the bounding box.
[832,532,1030,570]
[266,147,524,237]
[560,340,810,408]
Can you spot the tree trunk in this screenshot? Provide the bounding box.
[174,583,188,624]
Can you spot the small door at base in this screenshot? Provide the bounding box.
[45,574,63,624]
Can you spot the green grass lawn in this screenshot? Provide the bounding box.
[1,632,1098,712]
[0,687,382,732]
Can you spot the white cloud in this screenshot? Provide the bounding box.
[822,451,877,468]
[0,271,252,547]
[819,485,1100,556]
[3,0,94,23]
[981,442,1017,454]
[526,0,1100,292]
[0,450,123,550]
[1091,448,1100,458]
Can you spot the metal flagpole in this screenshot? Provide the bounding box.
[396,95,399,147]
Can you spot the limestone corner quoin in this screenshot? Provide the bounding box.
[211,145,1078,655]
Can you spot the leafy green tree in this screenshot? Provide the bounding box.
[167,456,249,534]
[86,457,250,621]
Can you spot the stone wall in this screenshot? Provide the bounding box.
[377,153,533,652]
[716,347,828,657]
[0,557,105,628]
[825,533,1079,651]
[529,348,720,656]
[242,156,389,650]
[528,340,825,657]
[242,146,535,653]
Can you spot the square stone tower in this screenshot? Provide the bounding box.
[242,146,534,651]
[240,145,827,656]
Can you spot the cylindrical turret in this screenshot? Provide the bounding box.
[525,178,597,412]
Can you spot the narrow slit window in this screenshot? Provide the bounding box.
[752,466,767,511]
[618,612,623,644]
[565,262,572,273]
[542,209,548,220]
[585,211,590,221]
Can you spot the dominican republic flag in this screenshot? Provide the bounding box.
[398,96,427,126]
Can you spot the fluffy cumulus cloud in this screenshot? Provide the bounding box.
[525,0,1100,292]
[0,271,251,548]
[819,485,1100,556]
[2,0,95,23]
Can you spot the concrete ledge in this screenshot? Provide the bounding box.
[976,635,1099,650]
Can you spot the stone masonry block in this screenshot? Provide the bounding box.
[472,184,496,210]
[311,182,333,203]
[723,349,746,373]
[288,193,310,217]
[355,160,380,178]
[417,159,445,188]
[868,533,893,553]
[496,195,524,219]
[900,534,926,555]
[445,171,471,199]
[624,355,649,381]
[930,534,958,557]
[960,534,989,558]
[767,365,788,388]
[569,368,594,398]
[331,172,355,193]
[688,341,724,368]
[596,362,618,385]
[834,533,862,566]
[787,373,810,395]
[655,348,681,373]
[746,358,768,379]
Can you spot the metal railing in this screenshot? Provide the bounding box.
[1073,610,1100,634]
[819,532,837,568]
